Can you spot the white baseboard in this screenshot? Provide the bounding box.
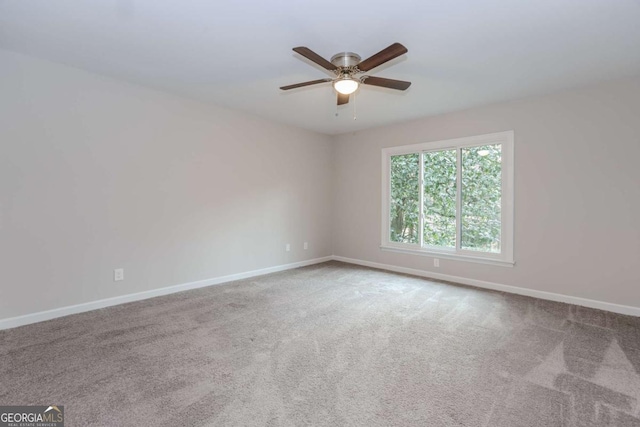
[332,255,640,317]
[3,254,638,330]
[0,256,333,331]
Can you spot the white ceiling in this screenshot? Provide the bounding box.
[2,1,640,135]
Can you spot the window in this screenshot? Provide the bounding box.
[381,131,514,266]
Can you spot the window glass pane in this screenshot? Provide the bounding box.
[390,154,420,244]
[461,144,502,252]
[423,149,457,248]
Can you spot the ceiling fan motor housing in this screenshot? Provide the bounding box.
[330,52,362,68]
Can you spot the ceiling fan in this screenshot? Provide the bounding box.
[280,43,411,105]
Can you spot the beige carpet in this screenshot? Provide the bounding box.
[1,261,640,426]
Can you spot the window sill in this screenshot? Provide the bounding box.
[380,245,515,267]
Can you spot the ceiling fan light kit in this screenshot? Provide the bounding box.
[280,43,411,106]
[331,52,361,95]
[333,78,359,95]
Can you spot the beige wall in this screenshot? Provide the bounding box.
[0,49,333,320]
[332,76,640,308]
[2,47,640,323]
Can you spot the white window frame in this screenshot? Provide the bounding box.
[381,131,515,267]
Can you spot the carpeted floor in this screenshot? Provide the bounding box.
[1,261,640,426]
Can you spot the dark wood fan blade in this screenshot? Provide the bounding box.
[337,93,350,105]
[292,47,337,71]
[280,78,332,90]
[357,43,408,72]
[362,76,411,91]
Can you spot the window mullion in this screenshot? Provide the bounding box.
[419,152,424,248]
[456,148,462,252]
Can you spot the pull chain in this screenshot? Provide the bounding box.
[353,91,357,121]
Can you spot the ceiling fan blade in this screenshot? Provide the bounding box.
[337,93,350,105]
[280,78,332,90]
[362,76,411,91]
[357,43,408,72]
[292,47,337,71]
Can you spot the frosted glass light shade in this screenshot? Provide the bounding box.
[333,78,359,95]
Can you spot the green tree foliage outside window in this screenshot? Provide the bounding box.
[390,153,419,244]
[423,149,457,247]
[389,144,502,253]
[461,144,502,252]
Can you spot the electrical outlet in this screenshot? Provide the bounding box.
[303,242,308,250]
[285,243,291,252]
[114,268,124,281]
[434,258,440,268]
